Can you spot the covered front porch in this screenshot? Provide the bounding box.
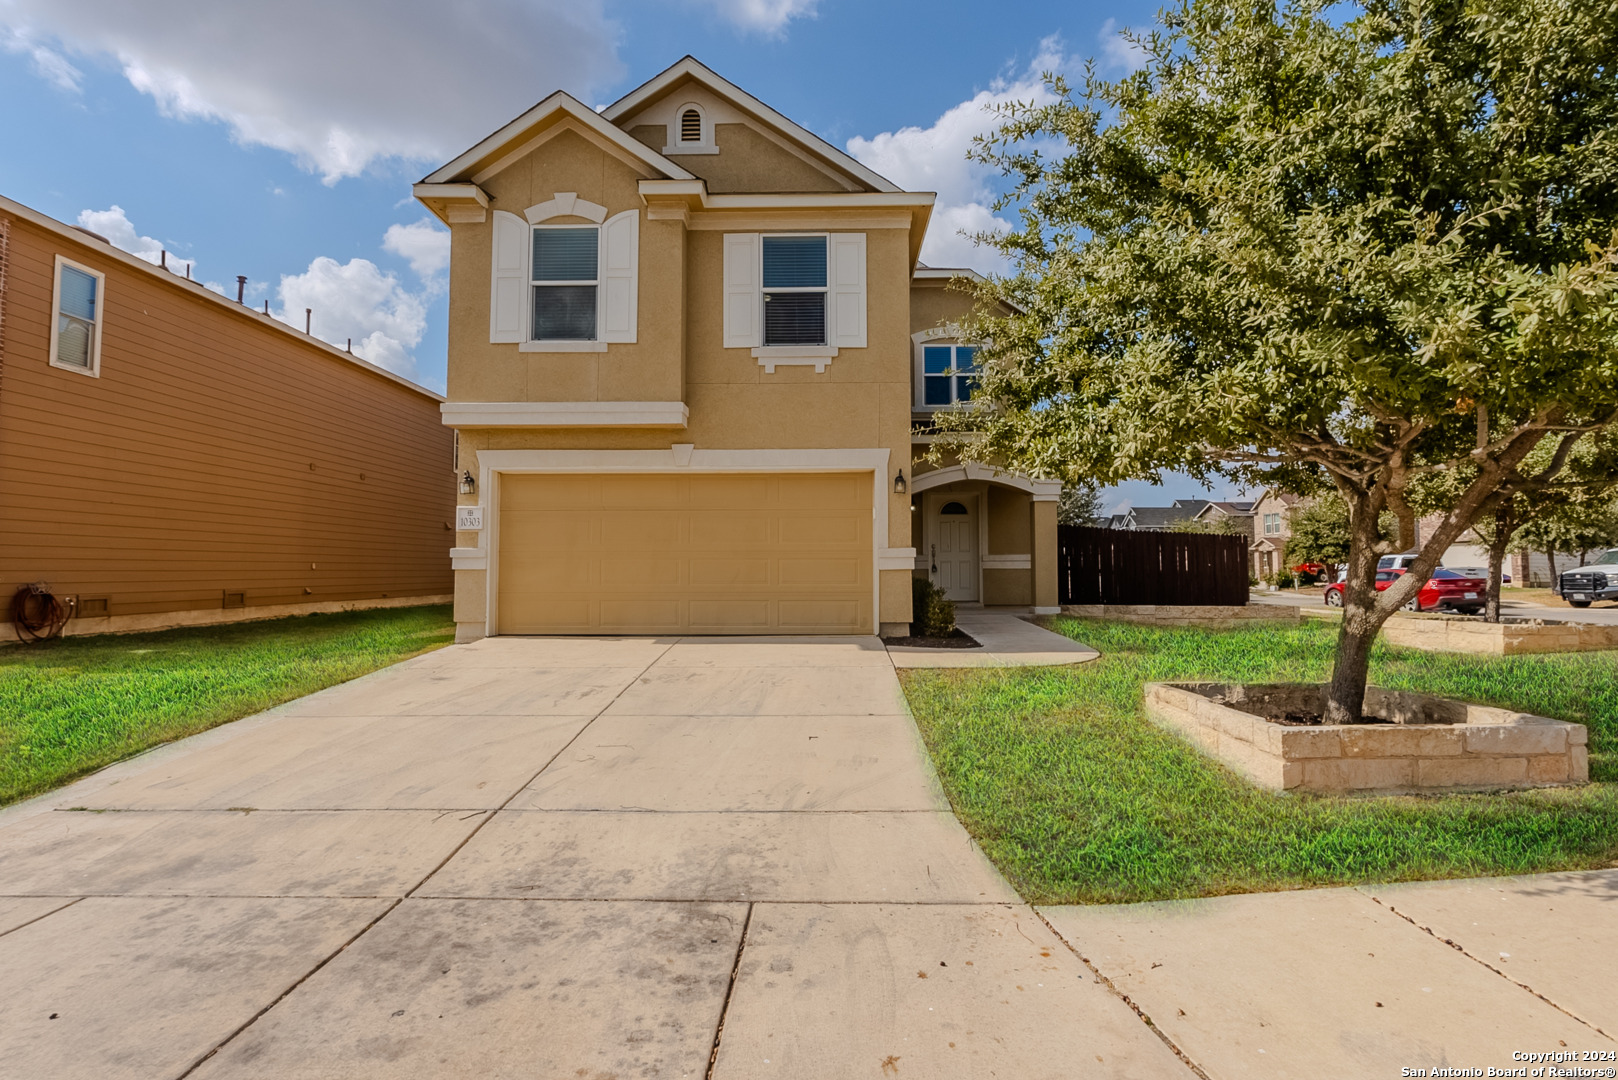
[908,461,1062,614]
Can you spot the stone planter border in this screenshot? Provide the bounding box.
[1300,608,1618,655]
[1144,682,1588,794]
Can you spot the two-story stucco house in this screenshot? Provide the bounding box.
[418,57,1060,642]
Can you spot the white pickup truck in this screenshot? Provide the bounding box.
[1560,549,1618,608]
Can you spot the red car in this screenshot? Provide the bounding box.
[1323,568,1488,615]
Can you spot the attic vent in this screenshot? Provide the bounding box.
[680,108,702,143]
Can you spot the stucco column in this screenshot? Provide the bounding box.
[1031,497,1060,614]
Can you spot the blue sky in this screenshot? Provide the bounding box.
[0,0,1228,508]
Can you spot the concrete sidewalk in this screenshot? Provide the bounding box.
[887,607,1100,668]
[1,634,1609,1078]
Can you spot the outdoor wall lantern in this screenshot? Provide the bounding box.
[459,470,477,495]
[893,470,907,495]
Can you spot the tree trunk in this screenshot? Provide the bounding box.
[1545,546,1558,594]
[1325,505,1386,724]
[1484,507,1514,623]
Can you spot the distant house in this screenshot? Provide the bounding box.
[1109,504,1198,530]
[1191,500,1255,537]
[1249,489,1307,578]
[0,194,455,639]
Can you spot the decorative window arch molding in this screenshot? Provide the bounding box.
[525,192,607,224]
[911,463,1063,502]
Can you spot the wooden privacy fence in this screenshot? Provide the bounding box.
[1057,526,1250,606]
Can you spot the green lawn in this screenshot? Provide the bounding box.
[900,617,1618,905]
[0,605,454,806]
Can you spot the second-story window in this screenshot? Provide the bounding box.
[923,345,978,405]
[762,235,826,346]
[532,226,598,341]
[1264,512,1281,534]
[51,257,105,375]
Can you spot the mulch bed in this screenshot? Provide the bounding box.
[881,629,983,649]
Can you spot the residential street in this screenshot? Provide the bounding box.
[1253,589,1618,626]
[1,635,1611,1078]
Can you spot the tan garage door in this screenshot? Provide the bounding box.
[496,472,873,635]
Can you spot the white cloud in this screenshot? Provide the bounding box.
[1097,18,1148,73]
[3,26,80,91]
[0,0,623,182]
[846,38,1067,273]
[693,0,817,34]
[382,219,451,280]
[77,205,172,266]
[275,257,428,381]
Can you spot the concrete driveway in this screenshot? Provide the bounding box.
[3,634,1612,1078]
[0,635,1186,1079]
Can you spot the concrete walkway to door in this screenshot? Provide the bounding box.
[0,634,1188,1079]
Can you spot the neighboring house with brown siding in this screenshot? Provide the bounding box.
[0,194,454,638]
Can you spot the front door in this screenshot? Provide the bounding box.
[930,498,978,601]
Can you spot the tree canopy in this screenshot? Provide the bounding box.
[939,0,1618,720]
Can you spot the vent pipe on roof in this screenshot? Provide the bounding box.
[305,308,312,334]
[263,300,270,315]
[160,250,167,270]
[347,338,352,353]
[236,275,247,303]
[185,263,191,280]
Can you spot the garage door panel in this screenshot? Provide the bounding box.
[689,475,771,508]
[504,475,599,511]
[599,600,683,631]
[498,472,872,635]
[689,600,773,629]
[778,599,864,629]
[778,557,864,586]
[689,559,771,586]
[602,558,682,587]
[689,514,772,546]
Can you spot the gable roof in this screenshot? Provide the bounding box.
[421,90,696,186]
[601,56,901,194]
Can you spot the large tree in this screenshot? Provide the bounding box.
[938,0,1618,722]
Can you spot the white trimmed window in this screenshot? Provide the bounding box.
[531,225,599,340]
[1264,512,1282,535]
[762,234,827,346]
[921,344,978,406]
[722,232,866,355]
[50,256,104,376]
[489,206,638,347]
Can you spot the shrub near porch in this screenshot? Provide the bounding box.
[899,618,1618,905]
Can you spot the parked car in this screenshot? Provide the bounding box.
[1450,565,1511,585]
[1560,549,1618,608]
[1323,567,1487,614]
[1377,553,1443,572]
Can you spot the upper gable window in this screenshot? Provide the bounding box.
[51,256,105,376]
[761,235,827,347]
[680,108,702,143]
[531,226,599,341]
[923,345,978,406]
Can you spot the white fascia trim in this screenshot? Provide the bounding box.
[913,266,987,283]
[476,447,893,638]
[412,182,489,207]
[519,340,609,353]
[878,548,918,571]
[440,401,689,428]
[450,547,488,570]
[638,182,934,215]
[753,345,837,374]
[912,462,1063,499]
[602,57,903,193]
[421,91,695,185]
[0,194,444,403]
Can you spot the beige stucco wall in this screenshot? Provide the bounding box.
[910,277,981,336]
[670,125,851,194]
[987,486,1031,554]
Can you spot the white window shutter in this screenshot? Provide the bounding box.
[723,232,760,349]
[599,210,639,343]
[829,232,867,349]
[490,210,528,344]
